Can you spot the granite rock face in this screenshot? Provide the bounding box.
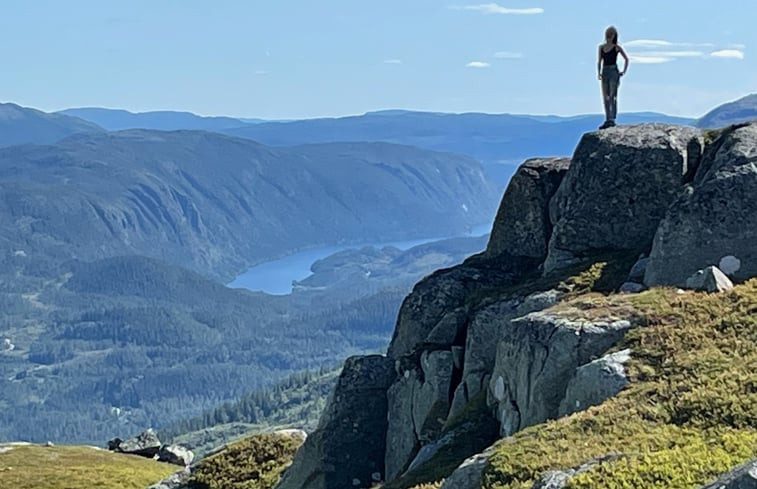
[275,355,395,489]
[438,450,491,489]
[646,123,757,286]
[489,312,635,436]
[546,124,703,272]
[558,349,631,417]
[281,122,757,489]
[486,157,571,260]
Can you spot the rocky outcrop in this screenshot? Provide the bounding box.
[413,350,454,442]
[147,468,191,489]
[111,429,162,458]
[685,266,734,292]
[699,459,757,489]
[438,450,491,489]
[157,445,195,467]
[545,124,702,272]
[489,312,635,436]
[385,371,422,481]
[528,454,624,489]
[558,349,631,417]
[386,259,526,360]
[282,122,757,489]
[387,156,572,360]
[646,123,757,285]
[450,290,559,419]
[485,157,571,260]
[379,158,576,480]
[275,355,394,489]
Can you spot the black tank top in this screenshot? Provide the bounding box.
[601,45,619,66]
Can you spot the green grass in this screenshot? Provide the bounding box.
[482,280,757,489]
[184,431,304,489]
[0,444,175,489]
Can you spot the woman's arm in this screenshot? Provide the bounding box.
[618,45,629,75]
[597,45,603,79]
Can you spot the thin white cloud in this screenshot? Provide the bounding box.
[711,49,745,59]
[457,3,544,14]
[625,39,673,48]
[383,59,403,64]
[626,38,739,63]
[626,39,713,49]
[630,55,673,64]
[493,51,523,59]
[466,61,491,68]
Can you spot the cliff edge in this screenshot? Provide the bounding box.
[274,122,757,489]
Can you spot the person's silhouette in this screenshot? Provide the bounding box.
[598,26,629,129]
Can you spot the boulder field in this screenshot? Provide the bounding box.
[274,122,757,489]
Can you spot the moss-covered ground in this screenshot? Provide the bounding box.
[185,431,303,489]
[483,279,757,488]
[0,444,175,489]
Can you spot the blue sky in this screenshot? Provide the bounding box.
[0,1,753,119]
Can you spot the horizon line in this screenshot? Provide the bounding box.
[13,102,706,122]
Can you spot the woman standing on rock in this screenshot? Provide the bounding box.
[598,26,629,129]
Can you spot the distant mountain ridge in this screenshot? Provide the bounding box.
[220,110,695,188]
[0,102,102,147]
[55,105,696,189]
[59,107,251,131]
[0,129,496,280]
[696,93,757,128]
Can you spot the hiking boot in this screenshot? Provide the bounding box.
[598,121,610,130]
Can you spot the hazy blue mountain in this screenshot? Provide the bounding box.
[0,130,496,281]
[0,102,102,147]
[59,107,249,131]
[222,110,695,187]
[696,93,757,128]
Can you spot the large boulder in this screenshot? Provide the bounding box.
[388,155,567,360]
[684,266,734,293]
[385,350,455,480]
[699,458,757,489]
[275,355,395,489]
[385,371,422,481]
[558,349,631,417]
[450,290,559,419]
[439,451,490,489]
[545,124,703,272]
[646,123,757,286]
[412,350,454,443]
[485,157,571,260]
[386,257,530,359]
[489,311,635,436]
[114,428,161,458]
[157,444,195,466]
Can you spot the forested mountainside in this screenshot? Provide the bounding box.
[0,129,496,281]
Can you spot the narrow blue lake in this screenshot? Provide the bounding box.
[228,223,492,294]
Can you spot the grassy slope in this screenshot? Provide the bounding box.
[482,280,757,488]
[0,444,175,489]
[185,432,304,489]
